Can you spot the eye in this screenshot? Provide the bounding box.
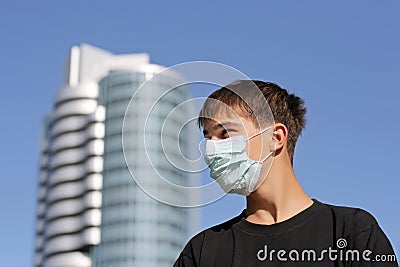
[221,129,230,138]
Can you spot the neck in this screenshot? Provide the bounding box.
[245,155,313,225]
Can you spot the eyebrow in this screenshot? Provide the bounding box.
[202,121,242,136]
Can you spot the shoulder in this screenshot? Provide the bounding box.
[318,200,378,235]
[207,210,245,233]
[176,211,244,265]
[189,210,244,244]
[182,211,243,251]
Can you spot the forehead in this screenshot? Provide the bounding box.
[201,116,254,131]
[198,97,264,132]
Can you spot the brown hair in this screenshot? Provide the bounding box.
[198,80,307,162]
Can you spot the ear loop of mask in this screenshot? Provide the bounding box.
[261,134,279,162]
[245,125,274,141]
[245,125,277,163]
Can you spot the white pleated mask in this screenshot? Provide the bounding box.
[204,126,274,196]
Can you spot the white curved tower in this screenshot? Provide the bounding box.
[34,44,200,267]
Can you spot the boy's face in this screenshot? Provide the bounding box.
[201,112,271,162]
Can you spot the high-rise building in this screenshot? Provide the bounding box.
[35,44,200,267]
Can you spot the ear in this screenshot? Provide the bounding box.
[270,123,288,152]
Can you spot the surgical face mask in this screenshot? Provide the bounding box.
[204,126,274,196]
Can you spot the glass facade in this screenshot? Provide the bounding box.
[94,71,194,267]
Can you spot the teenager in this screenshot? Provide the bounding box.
[174,80,397,266]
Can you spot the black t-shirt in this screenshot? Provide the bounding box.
[174,200,398,266]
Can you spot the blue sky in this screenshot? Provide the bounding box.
[0,1,399,266]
